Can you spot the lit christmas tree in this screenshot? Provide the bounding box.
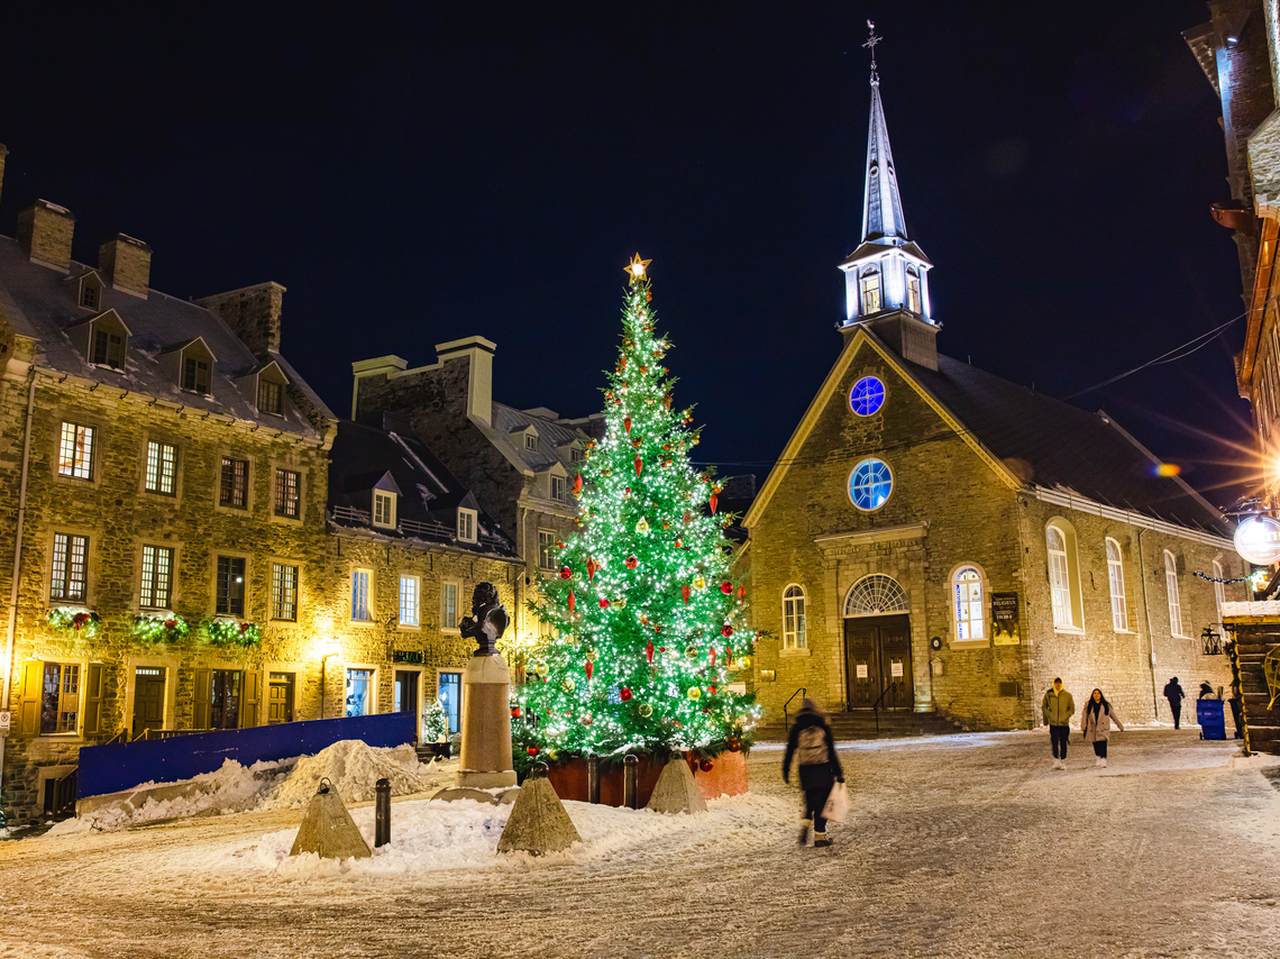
[521,255,759,762]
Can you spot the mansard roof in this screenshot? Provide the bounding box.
[0,236,334,437]
[328,419,518,557]
[487,401,589,474]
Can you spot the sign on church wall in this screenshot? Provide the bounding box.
[992,593,1021,646]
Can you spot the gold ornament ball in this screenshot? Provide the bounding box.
[687,687,702,700]
[638,703,654,718]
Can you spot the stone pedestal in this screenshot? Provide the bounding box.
[457,652,517,789]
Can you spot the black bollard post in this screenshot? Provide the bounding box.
[586,754,600,804]
[374,777,391,847]
[623,753,639,809]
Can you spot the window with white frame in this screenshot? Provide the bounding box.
[1212,560,1226,622]
[457,508,477,543]
[537,529,557,570]
[906,269,922,313]
[952,566,985,641]
[1164,550,1185,637]
[860,271,882,313]
[1105,538,1128,631]
[524,431,538,451]
[345,668,373,717]
[399,574,420,627]
[550,475,568,503]
[139,544,174,609]
[373,490,397,529]
[441,581,460,632]
[1046,525,1079,630]
[51,532,89,603]
[351,569,372,622]
[782,585,806,649]
[144,440,178,495]
[58,422,95,480]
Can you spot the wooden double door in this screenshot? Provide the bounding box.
[844,614,914,710]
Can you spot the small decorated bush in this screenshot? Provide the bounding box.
[205,618,262,648]
[47,607,101,639]
[133,614,191,645]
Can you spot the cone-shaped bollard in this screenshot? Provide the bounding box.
[289,777,372,859]
[645,756,707,815]
[497,763,581,856]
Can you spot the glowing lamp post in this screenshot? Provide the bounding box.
[1233,515,1280,566]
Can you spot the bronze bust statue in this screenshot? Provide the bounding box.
[459,581,509,656]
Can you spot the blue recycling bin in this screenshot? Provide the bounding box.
[1196,698,1226,740]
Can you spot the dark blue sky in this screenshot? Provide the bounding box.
[0,1,1255,505]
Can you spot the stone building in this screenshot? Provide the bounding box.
[350,339,600,645]
[744,58,1245,732]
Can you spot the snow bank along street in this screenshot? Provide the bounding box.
[1,728,1278,959]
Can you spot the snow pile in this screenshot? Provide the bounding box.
[271,741,433,808]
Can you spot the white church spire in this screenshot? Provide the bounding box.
[839,21,935,340]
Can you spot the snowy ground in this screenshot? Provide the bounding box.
[1,728,1278,959]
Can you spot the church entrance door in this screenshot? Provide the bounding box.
[844,614,913,710]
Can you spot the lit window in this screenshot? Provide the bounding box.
[906,269,922,313]
[1046,526,1075,630]
[271,563,298,621]
[208,669,242,729]
[351,569,372,622]
[848,458,892,511]
[782,585,807,649]
[457,508,477,543]
[538,529,557,570]
[953,566,985,640]
[400,575,420,627]
[144,440,178,495]
[437,671,462,735]
[1106,539,1128,631]
[39,662,80,734]
[1212,560,1226,622]
[1165,550,1184,637]
[139,544,174,610]
[51,532,88,603]
[182,355,211,394]
[257,378,284,416]
[275,469,301,518]
[860,271,882,313]
[91,327,125,369]
[216,555,246,617]
[58,422,95,480]
[344,668,374,717]
[849,375,886,417]
[373,490,397,529]
[219,457,249,509]
[441,581,460,631]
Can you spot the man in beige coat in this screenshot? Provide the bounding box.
[1041,677,1075,770]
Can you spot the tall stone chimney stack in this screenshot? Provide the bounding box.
[98,233,152,298]
[16,198,75,272]
[434,336,496,427]
[197,281,286,354]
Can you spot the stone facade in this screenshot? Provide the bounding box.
[745,330,1244,732]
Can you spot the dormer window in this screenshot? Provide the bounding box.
[183,355,211,394]
[524,432,538,451]
[457,507,477,543]
[258,378,284,416]
[551,475,568,503]
[373,489,397,529]
[860,271,882,314]
[81,283,99,310]
[92,326,125,370]
[76,272,104,311]
[570,446,584,463]
[906,268,921,313]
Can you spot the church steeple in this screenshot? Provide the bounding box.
[838,22,937,368]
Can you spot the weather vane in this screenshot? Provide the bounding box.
[863,19,882,85]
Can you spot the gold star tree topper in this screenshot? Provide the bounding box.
[625,253,652,285]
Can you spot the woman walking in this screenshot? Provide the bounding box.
[782,698,844,848]
[1081,688,1124,768]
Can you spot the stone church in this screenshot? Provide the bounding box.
[744,60,1244,731]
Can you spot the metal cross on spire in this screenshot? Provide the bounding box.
[863,19,883,85]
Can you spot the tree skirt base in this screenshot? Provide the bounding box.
[545,749,747,807]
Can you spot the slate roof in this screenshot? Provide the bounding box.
[0,236,334,437]
[911,353,1232,537]
[485,401,589,473]
[328,420,518,557]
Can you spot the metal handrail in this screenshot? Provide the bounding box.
[871,683,893,736]
[101,729,128,747]
[783,686,807,733]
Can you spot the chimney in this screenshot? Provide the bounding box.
[435,336,496,426]
[16,198,75,272]
[0,144,7,205]
[197,281,286,354]
[98,233,152,298]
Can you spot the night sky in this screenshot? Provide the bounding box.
[0,1,1256,506]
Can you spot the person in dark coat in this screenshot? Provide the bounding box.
[1163,677,1186,730]
[1198,681,1217,700]
[782,699,844,848]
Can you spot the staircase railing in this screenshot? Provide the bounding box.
[871,683,893,736]
[783,687,807,734]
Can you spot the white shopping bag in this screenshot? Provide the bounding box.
[821,782,848,823]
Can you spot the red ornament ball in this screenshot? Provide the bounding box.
[699,758,714,773]
[620,687,633,702]
[599,597,611,609]
[559,566,572,580]
[721,624,734,638]
[625,555,638,570]
[720,581,733,595]
[526,746,540,756]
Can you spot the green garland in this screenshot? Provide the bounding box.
[132,614,192,645]
[47,607,101,639]
[204,618,262,648]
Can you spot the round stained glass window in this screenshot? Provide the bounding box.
[849,376,886,417]
[848,458,893,511]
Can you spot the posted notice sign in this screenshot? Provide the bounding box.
[0,710,10,736]
[992,592,1021,646]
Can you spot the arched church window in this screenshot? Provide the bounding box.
[1164,550,1185,638]
[1046,522,1083,631]
[906,267,921,314]
[849,375,886,417]
[952,565,985,641]
[844,574,909,617]
[782,585,807,649]
[860,270,882,314]
[848,458,893,511]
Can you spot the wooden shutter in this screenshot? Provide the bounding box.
[83,663,104,737]
[19,660,42,735]
[241,670,261,728]
[192,668,210,730]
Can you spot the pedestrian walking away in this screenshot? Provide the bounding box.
[1042,677,1075,769]
[1163,676,1185,730]
[1081,688,1124,767]
[782,698,845,848]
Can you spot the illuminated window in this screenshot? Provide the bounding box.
[1105,539,1128,631]
[952,566,985,640]
[860,271,882,313]
[538,529,557,570]
[144,440,178,495]
[219,457,249,508]
[441,581,460,632]
[51,533,89,603]
[58,422,95,480]
[400,575,420,628]
[344,668,374,717]
[275,469,301,518]
[457,508,477,543]
[906,268,922,313]
[373,490,397,529]
[1046,523,1082,631]
[848,458,892,511]
[782,585,807,649]
[271,563,298,621]
[139,544,174,610]
[351,569,373,622]
[849,376,886,417]
[40,662,80,734]
[1164,550,1185,637]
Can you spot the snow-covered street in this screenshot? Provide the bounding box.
[2,729,1278,959]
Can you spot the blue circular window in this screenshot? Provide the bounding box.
[848,458,893,511]
[849,376,886,417]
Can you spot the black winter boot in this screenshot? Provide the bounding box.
[813,832,833,848]
[798,821,811,846]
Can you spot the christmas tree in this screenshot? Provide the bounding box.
[520,255,759,762]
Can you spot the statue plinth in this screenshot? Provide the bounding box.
[456,651,517,789]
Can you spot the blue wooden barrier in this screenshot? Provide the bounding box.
[77,712,417,799]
